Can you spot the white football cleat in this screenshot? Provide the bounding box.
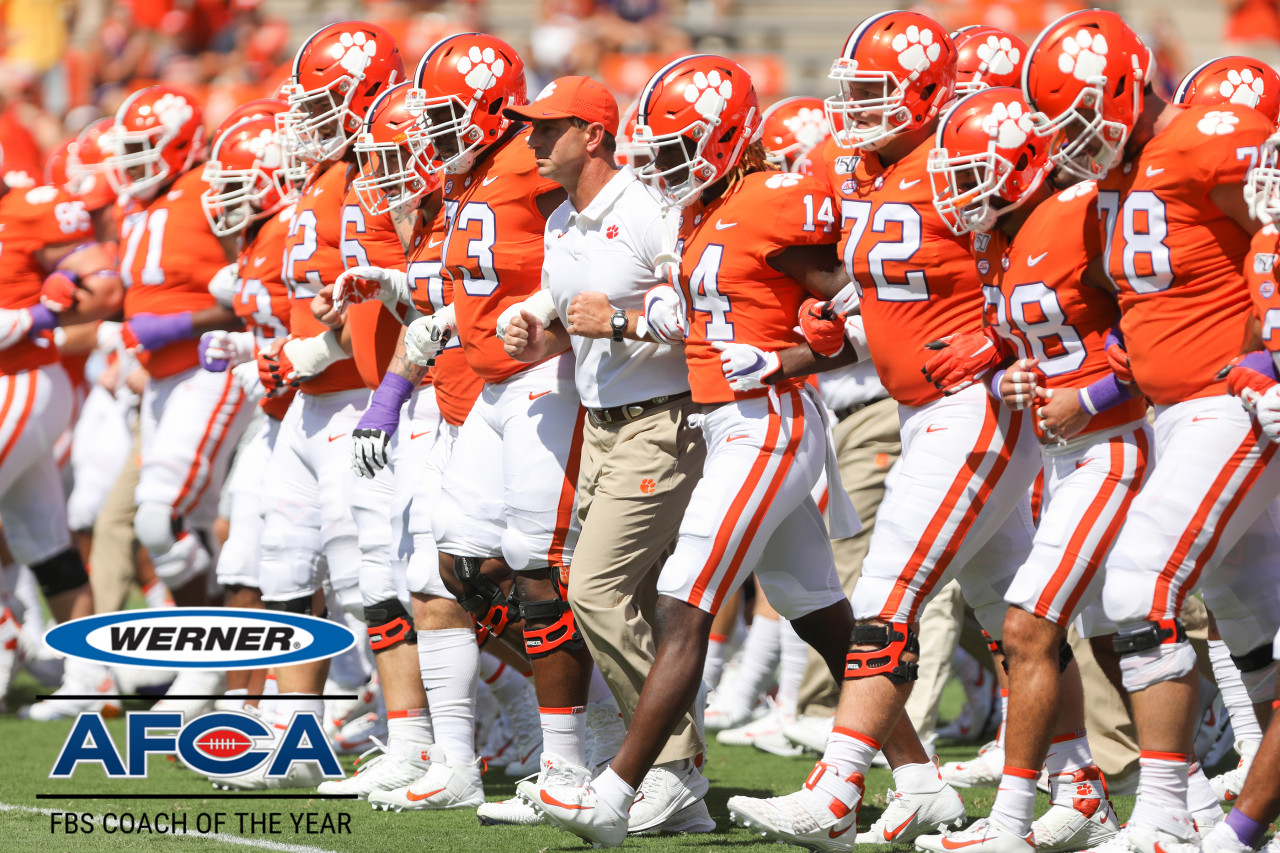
[704,697,763,732]
[939,739,1004,788]
[20,669,122,721]
[628,760,710,834]
[332,711,388,755]
[632,799,716,835]
[0,607,23,711]
[856,783,966,845]
[323,682,378,739]
[315,742,431,799]
[915,817,1034,853]
[782,713,835,753]
[495,752,590,826]
[1121,819,1202,853]
[1210,740,1258,804]
[368,757,484,811]
[1033,765,1119,852]
[476,793,544,827]
[728,761,864,852]
[534,781,630,848]
[718,703,794,749]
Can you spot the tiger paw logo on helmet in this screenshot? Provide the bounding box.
[153,93,194,130]
[977,36,1020,77]
[784,107,827,149]
[244,128,280,167]
[1197,110,1241,136]
[892,25,942,72]
[1220,69,1266,109]
[684,69,733,118]
[333,31,378,76]
[981,101,1035,149]
[765,173,803,189]
[1058,30,1108,82]
[457,45,506,92]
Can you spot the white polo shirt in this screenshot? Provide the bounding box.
[542,166,689,409]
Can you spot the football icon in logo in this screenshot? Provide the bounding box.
[194,727,254,760]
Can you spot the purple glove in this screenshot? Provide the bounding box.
[198,333,229,372]
[28,303,60,334]
[351,373,414,478]
[122,312,194,351]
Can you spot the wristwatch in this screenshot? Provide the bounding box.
[610,308,627,342]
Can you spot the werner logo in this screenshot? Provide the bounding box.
[45,608,356,670]
[51,711,342,780]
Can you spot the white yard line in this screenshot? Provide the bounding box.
[0,802,347,853]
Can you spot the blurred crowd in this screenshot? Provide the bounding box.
[2,0,1279,195]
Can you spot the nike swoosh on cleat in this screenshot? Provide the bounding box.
[942,836,993,849]
[405,787,446,801]
[829,823,854,839]
[883,809,919,840]
[539,790,592,810]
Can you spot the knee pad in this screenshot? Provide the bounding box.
[453,556,513,637]
[264,594,315,616]
[31,548,89,598]
[1115,620,1196,692]
[1232,645,1279,703]
[518,576,582,658]
[845,621,919,684]
[135,501,180,555]
[365,598,417,651]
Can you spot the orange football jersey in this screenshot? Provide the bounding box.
[337,187,411,390]
[236,205,293,420]
[441,130,561,384]
[1245,224,1280,359]
[676,170,838,404]
[1097,104,1269,405]
[282,161,365,395]
[0,184,94,374]
[975,182,1145,439]
[818,136,986,408]
[408,204,483,427]
[120,168,228,378]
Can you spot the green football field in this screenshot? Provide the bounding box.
[0,673,1136,853]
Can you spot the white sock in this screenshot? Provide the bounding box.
[995,689,1009,748]
[1045,729,1092,777]
[418,628,479,764]
[822,727,880,777]
[1188,761,1222,817]
[989,767,1038,835]
[892,760,945,793]
[591,766,636,816]
[704,633,730,689]
[1130,751,1192,834]
[778,620,808,717]
[273,693,325,731]
[142,579,173,608]
[387,708,434,764]
[1208,639,1264,746]
[223,687,248,709]
[540,705,588,766]
[722,616,781,710]
[481,655,528,707]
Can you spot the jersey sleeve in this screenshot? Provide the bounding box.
[759,174,839,256]
[14,186,94,248]
[1179,106,1272,189]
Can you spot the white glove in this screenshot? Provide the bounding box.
[843,314,870,362]
[405,303,456,367]
[231,360,266,404]
[208,263,240,308]
[333,265,411,313]
[829,281,861,316]
[96,320,123,352]
[1257,385,1280,441]
[640,285,686,344]
[713,341,780,392]
[281,329,347,381]
[496,290,558,342]
[199,330,256,369]
[0,308,33,350]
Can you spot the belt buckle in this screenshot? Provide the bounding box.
[591,409,611,426]
[625,405,644,420]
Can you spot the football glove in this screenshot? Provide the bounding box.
[333,265,410,313]
[405,305,455,367]
[1256,385,1280,442]
[922,327,1010,395]
[799,298,845,357]
[1216,351,1279,407]
[713,341,780,393]
[640,284,686,344]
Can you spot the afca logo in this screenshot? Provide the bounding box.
[51,711,342,780]
[44,608,356,669]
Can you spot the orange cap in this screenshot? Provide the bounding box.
[505,76,620,137]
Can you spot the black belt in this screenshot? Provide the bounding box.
[832,401,870,421]
[588,391,690,427]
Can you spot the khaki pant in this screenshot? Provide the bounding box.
[89,425,142,614]
[566,398,707,764]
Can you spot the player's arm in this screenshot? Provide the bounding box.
[1211,181,1263,237]
[36,240,124,324]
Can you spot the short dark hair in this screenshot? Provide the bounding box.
[569,116,616,155]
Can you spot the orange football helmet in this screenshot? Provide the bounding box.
[201,116,293,237]
[1022,9,1150,181]
[615,100,644,168]
[283,21,405,164]
[1174,56,1280,126]
[106,85,206,200]
[952,25,1028,93]
[826,10,957,151]
[632,55,760,207]
[214,98,289,142]
[45,137,75,189]
[353,82,440,215]
[760,96,829,172]
[928,87,1052,235]
[405,33,527,175]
